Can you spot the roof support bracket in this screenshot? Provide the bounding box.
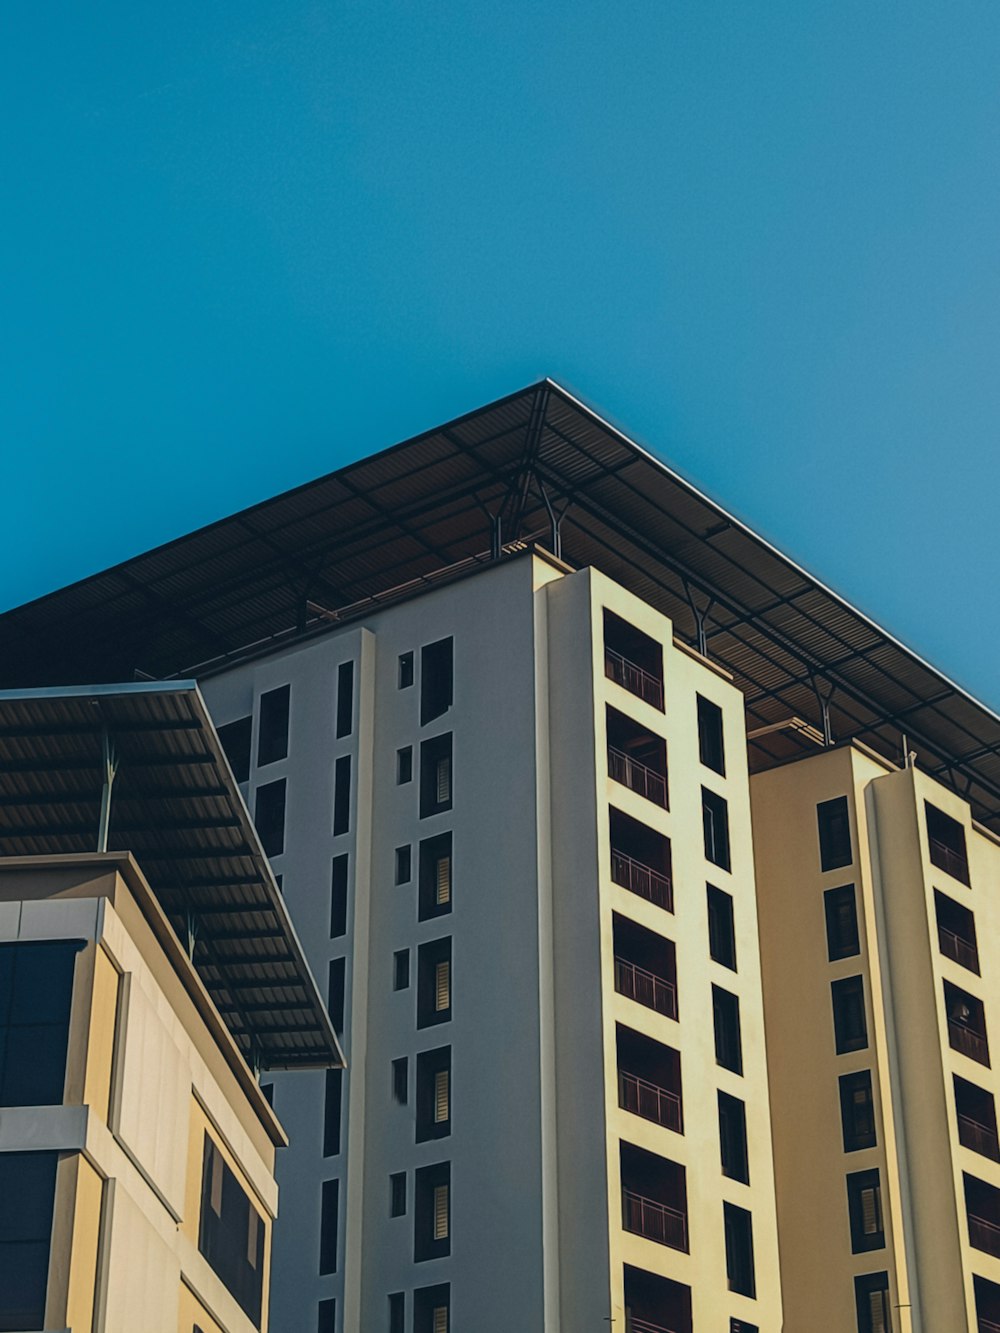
[96,728,119,853]
[682,579,716,659]
[811,674,836,748]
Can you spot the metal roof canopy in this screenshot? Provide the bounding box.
[0,681,343,1072]
[3,379,1000,827]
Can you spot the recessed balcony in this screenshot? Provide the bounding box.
[623,1264,691,1333]
[607,707,668,809]
[935,889,980,974]
[604,610,664,711]
[966,1173,1000,1259]
[610,808,672,912]
[620,1142,688,1252]
[613,913,677,1021]
[946,981,990,1067]
[617,1024,682,1134]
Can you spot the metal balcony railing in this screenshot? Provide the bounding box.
[958,1113,1000,1161]
[628,1318,678,1333]
[939,924,979,973]
[608,745,667,808]
[622,1188,688,1251]
[605,646,664,710]
[619,1070,683,1133]
[611,848,673,911]
[949,1019,990,1065]
[978,1318,1000,1333]
[929,836,971,885]
[614,956,678,1020]
[969,1212,1000,1258]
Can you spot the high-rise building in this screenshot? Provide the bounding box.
[3,381,999,1331]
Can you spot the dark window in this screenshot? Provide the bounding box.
[697,695,726,775]
[713,985,743,1075]
[255,779,286,857]
[723,1202,755,1297]
[199,1135,266,1323]
[416,1047,451,1143]
[966,1172,1000,1258]
[840,1070,877,1151]
[730,1322,758,1333]
[623,1266,692,1333]
[818,797,852,871]
[399,652,414,688]
[218,715,252,784]
[824,885,860,961]
[975,1274,1000,1331]
[274,873,283,894]
[832,976,868,1054]
[333,755,351,836]
[708,885,737,970]
[319,1178,339,1275]
[390,1172,407,1218]
[420,735,453,818]
[393,950,410,992]
[258,684,290,767]
[935,889,979,973]
[318,1299,335,1333]
[260,1083,274,1107]
[417,939,451,1028]
[925,801,970,885]
[419,833,453,921]
[414,1162,450,1262]
[397,747,413,785]
[391,1057,408,1105]
[421,638,454,726]
[323,1069,342,1157]
[847,1169,884,1252]
[395,846,412,886]
[413,1284,449,1333]
[336,661,354,739]
[389,1292,404,1333]
[954,1074,1000,1161]
[702,788,731,871]
[0,1151,58,1333]
[328,958,346,1037]
[330,856,348,938]
[719,1091,749,1183]
[854,1272,891,1333]
[0,939,83,1107]
[945,980,990,1066]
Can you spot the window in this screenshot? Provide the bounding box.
[954,1074,1000,1161]
[333,755,351,836]
[420,735,453,818]
[218,715,252,783]
[945,979,990,1066]
[389,1292,404,1333]
[419,833,453,921]
[817,796,852,871]
[730,1322,758,1333]
[603,609,665,709]
[855,1272,892,1333]
[708,885,737,970]
[832,976,868,1054]
[925,801,970,885]
[702,788,731,871]
[414,1162,450,1262]
[0,1151,58,1333]
[390,1172,407,1217]
[397,747,413,785]
[421,638,454,726]
[336,661,354,739]
[391,1056,408,1105]
[417,939,451,1028]
[607,706,668,808]
[330,855,348,938]
[697,695,726,775]
[327,957,346,1038]
[260,1083,274,1107]
[713,985,743,1075]
[824,885,860,961]
[935,889,979,973]
[0,939,83,1107]
[616,1024,683,1133]
[723,1202,755,1297]
[847,1169,884,1252]
[966,1172,1000,1258]
[413,1285,449,1333]
[719,1091,749,1183]
[613,913,678,1020]
[416,1047,451,1142]
[395,846,412,886]
[393,950,410,992]
[318,1299,336,1333]
[258,684,290,766]
[839,1070,877,1151]
[399,652,414,688]
[323,1069,342,1157]
[319,1178,339,1275]
[199,1136,266,1323]
[255,779,286,857]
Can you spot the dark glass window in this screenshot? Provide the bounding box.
[414,1162,450,1262]
[420,735,453,819]
[390,1172,407,1218]
[713,985,743,1075]
[258,684,290,767]
[719,1091,749,1183]
[702,789,731,871]
[847,1169,884,1252]
[417,938,451,1029]
[723,1202,755,1297]
[0,1151,58,1333]
[318,1298,336,1333]
[333,755,351,836]
[832,976,868,1054]
[840,1070,877,1151]
[330,856,348,938]
[255,779,286,857]
[730,1322,758,1333]
[708,885,737,970]
[397,747,413,785]
[824,885,860,960]
[319,1178,339,1275]
[413,1284,449,1333]
[697,695,726,775]
[398,652,414,689]
[925,801,970,885]
[199,1135,266,1324]
[0,939,83,1107]
[419,833,453,921]
[854,1272,891,1333]
[393,950,410,992]
[391,1057,408,1105]
[328,958,346,1037]
[336,661,354,739]
[416,1047,451,1143]
[217,715,252,783]
[323,1069,342,1157]
[954,1075,1000,1161]
[389,1292,404,1333]
[395,846,412,886]
[817,797,852,871]
[421,638,454,726]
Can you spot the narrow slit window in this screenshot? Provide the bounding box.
[258,684,290,766]
[336,661,354,739]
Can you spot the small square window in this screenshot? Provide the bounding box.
[399,653,415,689]
[395,846,412,885]
[393,950,410,992]
[397,747,413,785]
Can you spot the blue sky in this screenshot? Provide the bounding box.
[3,2,1000,703]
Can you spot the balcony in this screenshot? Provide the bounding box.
[620,1142,688,1253]
[970,1213,1000,1259]
[946,982,990,1067]
[624,1265,691,1333]
[607,707,668,810]
[961,1115,1000,1161]
[615,958,678,1021]
[604,610,664,711]
[609,746,668,808]
[940,926,980,973]
[630,1320,677,1333]
[926,802,971,885]
[936,890,980,974]
[612,843,672,912]
[976,1274,1000,1332]
[617,1024,683,1134]
[606,647,664,711]
[966,1173,1000,1259]
[955,1077,1000,1162]
[619,1072,682,1133]
[950,1021,990,1065]
[622,1190,687,1250]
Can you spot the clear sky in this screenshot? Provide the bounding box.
[3,2,999,704]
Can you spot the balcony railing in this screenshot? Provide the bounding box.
[615,956,678,1020]
[608,745,667,808]
[622,1187,688,1251]
[628,1318,678,1333]
[619,1070,683,1133]
[949,1019,990,1066]
[978,1319,1000,1333]
[969,1211,1000,1258]
[939,925,979,973]
[958,1113,1000,1161]
[929,836,971,885]
[611,848,673,911]
[605,646,664,710]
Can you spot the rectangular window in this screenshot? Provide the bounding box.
[420,735,453,818]
[319,1178,339,1275]
[333,755,351,836]
[935,889,980,973]
[854,1272,892,1333]
[954,1074,1000,1161]
[818,796,852,871]
[395,846,412,886]
[336,661,354,739]
[702,788,731,871]
[945,980,990,1066]
[719,1091,749,1183]
[824,885,860,960]
[925,801,971,885]
[419,832,453,921]
[0,1151,58,1333]
[318,1297,336,1333]
[713,985,743,1075]
[218,715,252,783]
[391,1056,408,1105]
[421,638,454,726]
[418,938,452,1028]
[723,1202,755,1297]
[389,1292,404,1333]
[416,1046,451,1143]
[0,939,83,1107]
[730,1322,759,1333]
[832,976,868,1054]
[393,950,410,992]
[328,958,346,1037]
[839,1070,877,1151]
[847,1169,884,1252]
[708,885,737,970]
[397,746,413,785]
[330,855,348,938]
[413,1285,449,1333]
[414,1163,450,1262]
[258,684,291,766]
[390,1172,407,1218]
[199,1135,266,1323]
[399,652,415,688]
[697,695,726,775]
[323,1069,342,1157]
[255,778,286,857]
